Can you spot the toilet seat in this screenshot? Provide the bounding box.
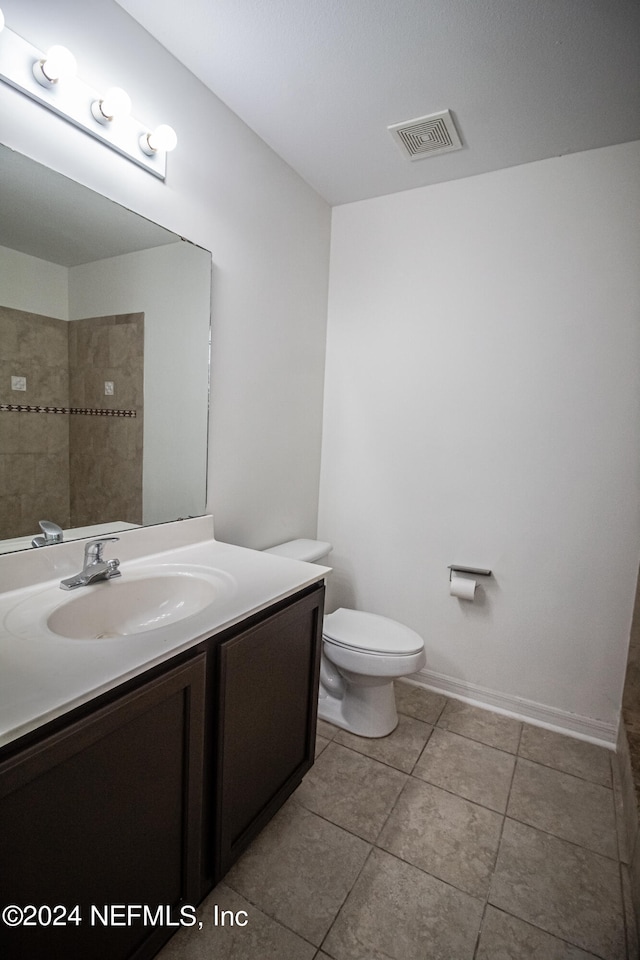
[323,608,423,657]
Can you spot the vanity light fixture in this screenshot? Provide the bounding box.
[91,86,132,124]
[0,15,176,178]
[139,123,178,156]
[32,44,77,87]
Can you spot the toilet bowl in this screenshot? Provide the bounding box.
[263,540,426,738]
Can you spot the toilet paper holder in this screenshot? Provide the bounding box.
[448,565,492,581]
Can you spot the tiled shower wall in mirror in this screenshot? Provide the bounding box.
[0,305,143,540]
[67,313,143,528]
[0,307,70,537]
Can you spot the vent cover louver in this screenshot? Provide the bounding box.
[388,110,462,161]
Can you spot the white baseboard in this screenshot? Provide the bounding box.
[405,668,617,748]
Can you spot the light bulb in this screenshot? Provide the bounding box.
[33,45,77,86]
[91,86,132,124]
[140,123,177,155]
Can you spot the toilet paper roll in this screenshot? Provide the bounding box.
[450,575,477,601]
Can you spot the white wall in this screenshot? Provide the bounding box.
[319,141,640,738]
[0,0,330,548]
[69,243,211,524]
[0,244,68,318]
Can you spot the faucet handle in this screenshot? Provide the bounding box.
[39,520,63,543]
[31,520,64,548]
[84,536,120,563]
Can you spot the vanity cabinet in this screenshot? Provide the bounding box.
[212,583,323,879]
[0,656,206,960]
[0,581,324,960]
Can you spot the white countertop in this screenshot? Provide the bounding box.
[0,526,329,749]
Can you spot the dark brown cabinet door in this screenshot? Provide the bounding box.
[215,585,323,877]
[0,655,206,960]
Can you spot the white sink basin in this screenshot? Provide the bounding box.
[50,574,217,639]
[5,564,237,642]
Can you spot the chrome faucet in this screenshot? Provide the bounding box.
[32,520,63,548]
[60,537,121,590]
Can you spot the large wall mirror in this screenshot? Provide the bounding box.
[0,144,211,554]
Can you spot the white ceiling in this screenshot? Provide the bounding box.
[116,0,639,206]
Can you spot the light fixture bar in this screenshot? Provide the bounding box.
[0,26,173,179]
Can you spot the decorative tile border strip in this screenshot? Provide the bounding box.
[1,403,68,414]
[1,403,136,417]
[70,408,136,418]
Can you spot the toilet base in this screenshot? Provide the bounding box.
[318,679,399,738]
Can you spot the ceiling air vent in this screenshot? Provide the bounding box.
[388,110,463,162]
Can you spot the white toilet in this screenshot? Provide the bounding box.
[263,539,426,738]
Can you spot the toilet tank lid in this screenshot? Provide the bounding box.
[263,539,333,563]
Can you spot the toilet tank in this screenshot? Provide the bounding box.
[263,539,333,563]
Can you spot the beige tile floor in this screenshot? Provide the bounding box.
[158,681,637,960]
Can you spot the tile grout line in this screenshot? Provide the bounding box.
[474,904,613,960]
[619,860,632,960]
[217,877,321,951]
[613,751,633,960]
[471,720,523,958]
[408,763,511,815]
[319,730,431,776]
[500,811,621,863]
[515,752,615,790]
[316,844,377,957]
